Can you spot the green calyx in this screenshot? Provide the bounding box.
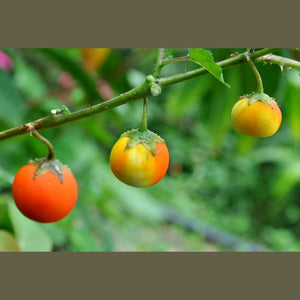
[242,92,276,108]
[121,128,165,156]
[29,158,69,184]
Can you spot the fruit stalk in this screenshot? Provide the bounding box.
[139,98,148,132]
[31,130,55,160]
[247,52,264,94]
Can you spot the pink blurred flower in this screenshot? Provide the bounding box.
[58,72,74,90]
[0,50,13,71]
[97,79,114,100]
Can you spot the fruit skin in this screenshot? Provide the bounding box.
[12,163,78,223]
[81,48,111,72]
[110,136,169,187]
[231,98,282,137]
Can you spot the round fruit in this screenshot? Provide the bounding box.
[110,131,169,187]
[231,97,282,137]
[12,160,78,223]
[81,48,111,72]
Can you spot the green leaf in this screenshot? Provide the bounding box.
[0,230,20,251]
[8,201,53,252]
[189,48,230,87]
[0,69,25,126]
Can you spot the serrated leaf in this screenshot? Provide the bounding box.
[0,230,20,251]
[8,201,53,252]
[189,48,230,87]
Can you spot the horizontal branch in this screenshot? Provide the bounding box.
[256,54,300,70]
[0,48,291,142]
[158,48,281,87]
[0,77,154,140]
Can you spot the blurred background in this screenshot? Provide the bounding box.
[0,48,300,251]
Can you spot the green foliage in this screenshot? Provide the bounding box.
[0,48,300,251]
[36,48,101,102]
[189,48,230,87]
[0,69,25,126]
[0,229,19,251]
[8,201,52,251]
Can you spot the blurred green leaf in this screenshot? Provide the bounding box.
[271,161,300,200]
[189,48,230,87]
[8,201,53,252]
[250,146,295,165]
[0,69,25,126]
[164,75,212,121]
[127,69,145,88]
[69,227,102,251]
[36,48,101,102]
[13,58,47,99]
[0,195,13,233]
[284,69,300,143]
[0,230,20,251]
[114,184,164,222]
[39,223,69,249]
[208,67,241,147]
[262,227,300,251]
[0,166,14,184]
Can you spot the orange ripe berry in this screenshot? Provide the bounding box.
[110,136,169,187]
[12,163,78,223]
[231,98,282,137]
